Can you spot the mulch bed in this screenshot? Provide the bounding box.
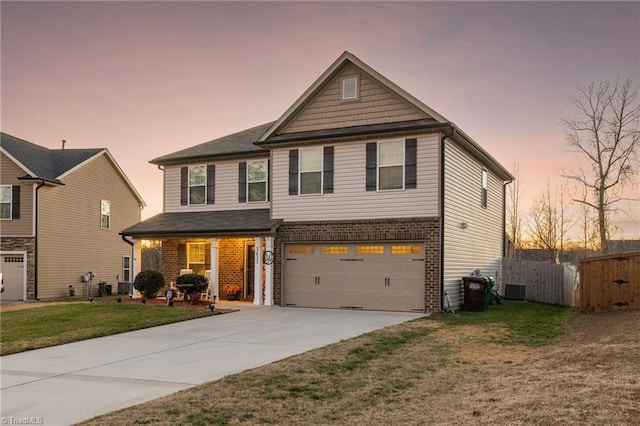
[114,296,238,313]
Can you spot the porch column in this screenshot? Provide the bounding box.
[254,236,263,305]
[264,236,274,306]
[210,238,220,300]
[132,238,142,298]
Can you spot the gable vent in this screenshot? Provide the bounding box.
[342,77,358,100]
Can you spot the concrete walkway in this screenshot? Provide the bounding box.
[0,305,423,425]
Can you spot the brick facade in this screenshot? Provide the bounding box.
[274,217,441,312]
[1,236,35,299]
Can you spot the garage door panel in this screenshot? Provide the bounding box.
[284,243,425,312]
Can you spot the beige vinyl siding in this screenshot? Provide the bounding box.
[272,134,439,221]
[282,63,429,134]
[37,153,142,299]
[0,153,34,236]
[443,139,505,308]
[164,159,270,213]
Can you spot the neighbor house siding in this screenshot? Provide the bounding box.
[37,154,141,299]
[271,134,439,221]
[442,139,505,308]
[0,153,34,236]
[164,158,270,213]
[281,63,429,134]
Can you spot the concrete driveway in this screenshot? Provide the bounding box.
[0,305,423,425]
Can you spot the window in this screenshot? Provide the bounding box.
[100,200,110,229]
[247,160,267,202]
[342,76,359,100]
[0,185,12,219]
[288,246,314,255]
[189,165,206,205]
[481,169,488,208]
[355,245,384,255]
[378,140,404,190]
[392,245,422,255]
[321,246,348,255]
[122,256,131,282]
[299,147,323,195]
[188,243,206,275]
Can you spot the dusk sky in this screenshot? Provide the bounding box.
[2,1,639,239]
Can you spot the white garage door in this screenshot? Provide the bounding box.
[284,242,425,312]
[1,254,26,300]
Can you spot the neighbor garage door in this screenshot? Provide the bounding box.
[283,242,425,312]
[1,254,26,300]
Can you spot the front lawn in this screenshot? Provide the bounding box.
[0,300,214,355]
[81,302,640,426]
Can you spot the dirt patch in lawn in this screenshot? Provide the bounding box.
[80,309,640,426]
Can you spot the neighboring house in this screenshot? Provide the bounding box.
[0,133,145,300]
[122,51,513,312]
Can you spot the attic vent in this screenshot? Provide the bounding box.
[342,76,358,100]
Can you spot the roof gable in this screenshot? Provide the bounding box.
[259,51,449,142]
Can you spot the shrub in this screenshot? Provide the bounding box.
[133,270,165,299]
[176,273,209,295]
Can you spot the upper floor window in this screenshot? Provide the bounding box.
[248,160,268,202]
[181,165,215,206]
[481,169,488,208]
[299,147,323,195]
[0,185,12,219]
[101,200,111,229]
[378,140,405,190]
[189,165,206,205]
[341,76,359,101]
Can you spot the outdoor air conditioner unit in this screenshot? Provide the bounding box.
[504,284,527,301]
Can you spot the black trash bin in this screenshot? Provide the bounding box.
[462,277,488,311]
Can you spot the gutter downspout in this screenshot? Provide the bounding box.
[439,126,455,312]
[34,180,46,300]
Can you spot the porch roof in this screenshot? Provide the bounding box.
[120,209,281,238]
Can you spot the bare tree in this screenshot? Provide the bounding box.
[527,183,574,263]
[505,163,524,258]
[562,78,640,253]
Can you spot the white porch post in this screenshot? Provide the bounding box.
[210,238,219,300]
[131,238,142,298]
[254,237,263,305]
[265,236,274,306]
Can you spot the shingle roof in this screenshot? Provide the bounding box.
[150,122,274,165]
[1,132,102,182]
[120,209,281,238]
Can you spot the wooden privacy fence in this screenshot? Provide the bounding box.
[580,251,640,312]
[501,258,579,306]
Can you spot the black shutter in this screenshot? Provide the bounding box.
[11,185,20,219]
[405,138,417,189]
[180,167,188,205]
[205,244,211,271]
[238,162,247,203]
[323,146,334,194]
[366,142,377,191]
[206,165,215,204]
[267,159,271,201]
[178,244,186,270]
[288,150,299,195]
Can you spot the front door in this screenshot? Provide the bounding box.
[245,244,255,299]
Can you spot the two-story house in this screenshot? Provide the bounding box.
[121,51,513,312]
[0,133,145,300]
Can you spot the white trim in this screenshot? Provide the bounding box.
[264,237,274,306]
[254,237,263,305]
[0,250,28,300]
[210,238,219,300]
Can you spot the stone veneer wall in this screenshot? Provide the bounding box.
[274,217,441,312]
[0,237,35,300]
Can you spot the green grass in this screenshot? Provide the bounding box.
[0,301,213,355]
[426,300,576,346]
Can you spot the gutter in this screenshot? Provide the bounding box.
[439,128,454,312]
[33,180,46,301]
